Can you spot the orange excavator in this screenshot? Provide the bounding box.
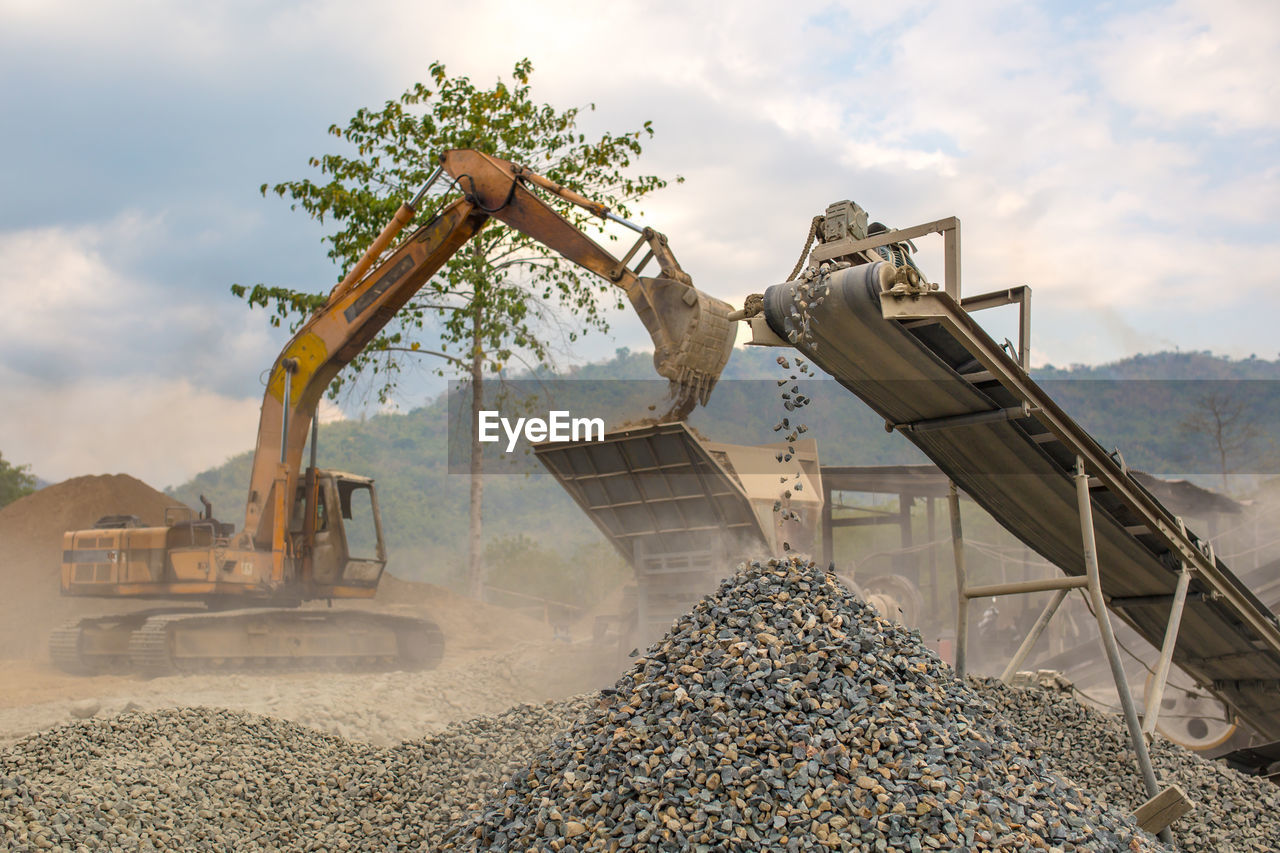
[51,149,736,676]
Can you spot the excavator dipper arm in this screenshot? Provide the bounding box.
[444,151,735,411]
[239,150,735,573]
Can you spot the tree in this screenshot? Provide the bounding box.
[1180,388,1260,492]
[0,451,37,508]
[233,60,676,597]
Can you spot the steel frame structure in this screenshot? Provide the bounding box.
[755,210,1280,838]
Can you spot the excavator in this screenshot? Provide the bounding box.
[51,149,737,676]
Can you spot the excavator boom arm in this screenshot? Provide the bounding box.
[442,152,735,408]
[240,198,487,555]
[240,150,735,561]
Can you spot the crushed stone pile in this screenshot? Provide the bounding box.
[444,558,1167,852]
[0,475,186,660]
[980,676,1280,852]
[1,698,595,851]
[10,556,1277,852]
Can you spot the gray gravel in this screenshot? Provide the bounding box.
[977,676,1280,852]
[5,558,1275,851]
[1,698,594,851]
[444,558,1168,851]
[0,642,592,748]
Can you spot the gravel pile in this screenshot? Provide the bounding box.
[1,698,595,851]
[9,557,1273,851]
[980,676,1280,852]
[444,558,1167,851]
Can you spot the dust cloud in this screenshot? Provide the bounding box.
[0,477,636,748]
[0,474,184,662]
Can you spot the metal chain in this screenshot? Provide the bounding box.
[787,215,824,281]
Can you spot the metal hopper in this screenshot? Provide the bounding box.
[534,422,822,642]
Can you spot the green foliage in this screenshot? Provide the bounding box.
[168,400,608,592]
[233,59,678,400]
[172,348,1280,598]
[0,451,37,508]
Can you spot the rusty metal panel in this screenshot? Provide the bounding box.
[533,422,770,562]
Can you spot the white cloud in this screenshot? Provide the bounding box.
[0,214,280,384]
[395,0,1279,363]
[1100,0,1280,131]
[317,397,346,424]
[0,212,289,482]
[0,367,260,487]
[0,214,151,347]
[0,0,227,67]
[2,0,1279,484]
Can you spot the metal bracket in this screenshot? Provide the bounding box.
[745,315,788,347]
[1141,567,1194,739]
[965,575,1088,599]
[811,216,961,298]
[960,286,1032,370]
[955,461,1175,844]
[813,211,1031,367]
[999,588,1072,684]
[1074,457,1173,843]
[890,405,1032,434]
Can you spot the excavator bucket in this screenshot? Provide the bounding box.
[436,148,737,419]
[627,275,737,419]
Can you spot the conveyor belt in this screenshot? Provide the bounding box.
[762,261,1280,741]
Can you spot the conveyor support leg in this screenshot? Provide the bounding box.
[1142,567,1193,739]
[999,587,1070,684]
[948,481,968,679]
[1075,456,1174,846]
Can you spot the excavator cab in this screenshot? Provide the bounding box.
[293,470,386,590]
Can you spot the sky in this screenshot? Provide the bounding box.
[1,0,1277,487]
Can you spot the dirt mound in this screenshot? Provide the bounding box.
[0,474,187,661]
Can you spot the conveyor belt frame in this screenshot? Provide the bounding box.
[753,211,1280,831]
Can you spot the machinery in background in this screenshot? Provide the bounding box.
[534,422,822,650]
[53,150,737,676]
[743,197,1280,798]
[815,461,1279,762]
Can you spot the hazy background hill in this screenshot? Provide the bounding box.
[169,347,1280,599]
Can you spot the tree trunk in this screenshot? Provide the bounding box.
[1219,444,1229,494]
[467,286,486,599]
[1215,416,1228,493]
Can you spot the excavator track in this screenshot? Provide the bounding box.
[123,609,445,678]
[128,615,183,678]
[48,612,174,675]
[48,624,93,675]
